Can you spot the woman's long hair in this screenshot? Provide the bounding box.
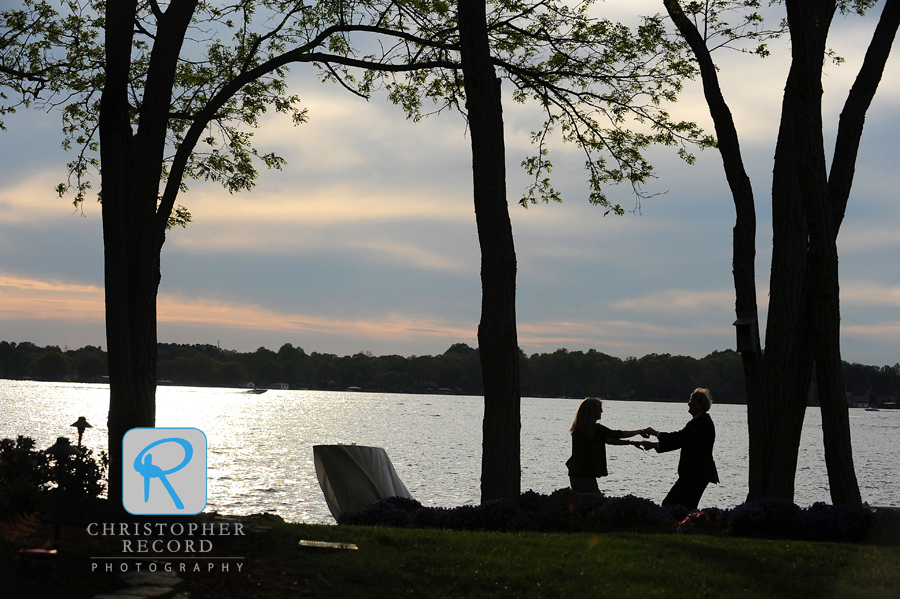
[569,397,603,438]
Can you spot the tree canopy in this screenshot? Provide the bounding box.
[1,0,712,211]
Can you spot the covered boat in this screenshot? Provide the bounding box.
[313,444,413,521]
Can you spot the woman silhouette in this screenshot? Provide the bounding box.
[565,397,647,494]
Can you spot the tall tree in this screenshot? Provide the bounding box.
[377,0,710,501]
[3,0,706,504]
[661,0,900,504]
[458,0,520,501]
[2,0,456,503]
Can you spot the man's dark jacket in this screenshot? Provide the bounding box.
[657,411,719,484]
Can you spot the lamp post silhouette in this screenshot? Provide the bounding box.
[45,437,83,546]
[70,417,92,446]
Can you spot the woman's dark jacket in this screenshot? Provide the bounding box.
[566,423,622,478]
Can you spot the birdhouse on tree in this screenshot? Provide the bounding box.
[733,317,760,354]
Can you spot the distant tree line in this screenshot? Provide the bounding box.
[1,340,898,405]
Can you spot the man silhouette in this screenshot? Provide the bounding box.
[642,388,719,510]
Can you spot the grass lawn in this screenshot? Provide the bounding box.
[3,516,899,598]
[178,521,900,599]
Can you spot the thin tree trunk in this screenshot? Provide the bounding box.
[817,0,900,506]
[662,0,768,500]
[813,252,861,505]
[458,0,521,502]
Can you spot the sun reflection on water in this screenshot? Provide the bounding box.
[2,380,897,524]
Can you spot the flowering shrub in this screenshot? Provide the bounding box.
[701,506,727,525]
[337,489,895,545]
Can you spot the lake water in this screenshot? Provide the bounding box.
[1,380,896,523]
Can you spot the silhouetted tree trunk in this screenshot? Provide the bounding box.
[664,0,899,505]
[662,0,769,499]
[101,0,197,504]
[458,0,521,502]
[758,0,830,501]
[814,0,900,505]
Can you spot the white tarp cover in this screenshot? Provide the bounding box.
[313,444,413,521]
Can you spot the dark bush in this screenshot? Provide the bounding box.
[0,436,53,517]
[727,497,804,538]
[869,508,900,545]
[663,502,691,523]
[470,498,531,532]
[374,495,423,514]
[53,445,108,500]
[0,436,107,520]
[409,506,451,529]
[518,488,586,532]
[701,506,727,524]
[434,504,480,530]
[337,497,420,527]
[336,489,893,545]
[515,489,548,513]
[802,502,873,543]
[587,494,671,528]
[561,488,609,517]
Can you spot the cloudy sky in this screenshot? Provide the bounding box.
[1,1,898,366]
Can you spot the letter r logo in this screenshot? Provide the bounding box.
[123,428,207,515]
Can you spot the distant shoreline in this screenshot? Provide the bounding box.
[2,340,898,407]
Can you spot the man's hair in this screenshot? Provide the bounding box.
[570,397,603,437]
[692,388,713,412]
